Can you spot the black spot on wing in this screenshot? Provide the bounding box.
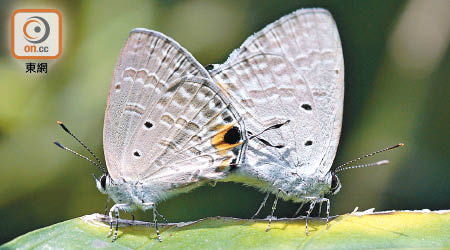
[301,104,312,110]
[224,126,241,144]
[144,121,153,128]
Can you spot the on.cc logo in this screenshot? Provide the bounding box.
[23,16,50,44]
[11,9,62,59]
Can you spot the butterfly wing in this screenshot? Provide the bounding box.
[210,8,344,177]
[104,29,245,185]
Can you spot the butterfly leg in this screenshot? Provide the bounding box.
[106,208,113,237]
[154,208,169,223]
[107,205,115,238]
[252,192,270,219]
[305,200,316,236]
[107,203,129,242]
[318,200,323,217]
[324,198,330,228]
[153,207,162,242]
[293,202,305,217]
[104,196,110,216]
[142,202,163,242]
[112,206,120,241]
[265,189,280,232]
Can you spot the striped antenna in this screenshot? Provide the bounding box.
[335,160,389,173]
[54,141,105,173]
[334,143,404,173]
[55,121,107,174]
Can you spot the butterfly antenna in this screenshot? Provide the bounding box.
[335,160,389,173]
[334,143,404,173]
[56,121,107,173]
[54,141,105,173]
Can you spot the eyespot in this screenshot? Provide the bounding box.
[133,150,141,158]
[224,126,241,144]
[305,140,313,146]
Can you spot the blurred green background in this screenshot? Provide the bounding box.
[1,0,449,244]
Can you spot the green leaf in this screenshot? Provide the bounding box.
[3,209,449,249]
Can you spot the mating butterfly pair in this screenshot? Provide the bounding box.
[56,8,401,242]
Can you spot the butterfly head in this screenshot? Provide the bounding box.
[330,171,342,195]
[279,170,340,201]
[327,143,404,196]
[94,173,109,195]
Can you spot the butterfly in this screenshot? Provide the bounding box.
[55,8,401,242]
[206,7,345,233]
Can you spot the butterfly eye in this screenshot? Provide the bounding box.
[330,173,341,194]
[100,175,107,189]
[205,64,214,71]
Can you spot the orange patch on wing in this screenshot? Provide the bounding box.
[215,157,231,172]
[211,123,242,156]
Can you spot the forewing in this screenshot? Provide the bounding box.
[104,29,245,183]
[210,8,344,175]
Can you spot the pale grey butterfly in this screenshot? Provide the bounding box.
[55,8,403,242]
